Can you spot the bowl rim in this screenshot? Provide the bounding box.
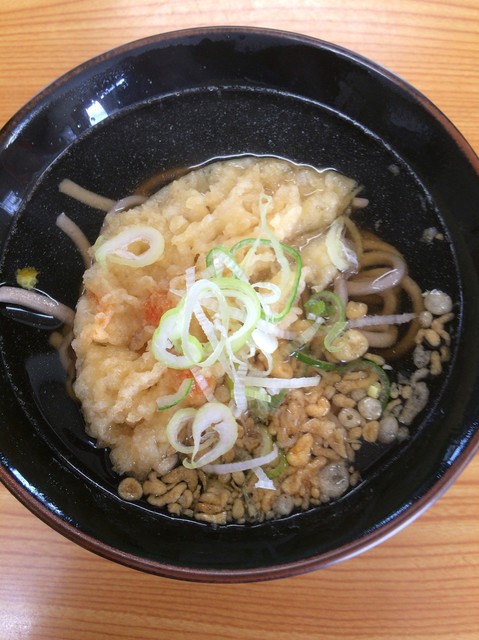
[2,438,477,583]
[2,25,478,171]
[1,25,479,582]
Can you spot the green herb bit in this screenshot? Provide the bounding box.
[265,447,287,479]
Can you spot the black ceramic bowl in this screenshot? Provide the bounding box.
[1,27,479,582]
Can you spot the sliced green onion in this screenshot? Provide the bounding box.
[347,312,416,329]
[180,278,226,362]
[205,246,248,281]
[167,403,238,468]
[94,225,165,268]
[305,299,326,317]
[238,235,262,276]
[305,290,345,325]
[252,281,281,304]
[258,194,292,297]
[265,447,287,479]
[247,390,279,421]
[289,317,325,350]
[292,351,337,371]
[231,238,302,323]
[325,216,357,272]
[259,192,273,210]
[166,408,199,454]
[253,466,276,490]
[258,426,274,456]
[229,361,248,416]
[244,375,320,391]
[255,427,286,481]
[189,300,227,369]
[214,277,262,353]
[248,397,272,421]
[152,275,262,373]
[324,320,348,353]
[186,402,238,468]
[201,444,278,475]
[337,359,391,409]
[245,386,272,402]
[302,290,347,355]
[190,366,216,402]
[185,266,196,289]
[151,307,203,369]
[270,389,287,408]
[156,378,193,410]
[251,328,278,354]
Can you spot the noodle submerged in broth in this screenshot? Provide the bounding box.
[32,157,454,524]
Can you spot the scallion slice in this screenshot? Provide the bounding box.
[166,408,199,454]
[213,277,262,353]
[201,444,279,475]
[325,216,358,272]
[324,320,348,353]
[253,466,276,490]
[156,378,194,410]
[205,246,248,281]
[292,351,337,371]
[151,307,204,369]
[231,238,302,323]
[305,289,346,325]
[337,359,391,409]
[94,224,165,268]
[243,375,321,391]
[265,447,287,479]
[186,402,239,468]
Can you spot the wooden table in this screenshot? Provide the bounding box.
[1,2,478,639]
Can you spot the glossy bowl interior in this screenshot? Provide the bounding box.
[1,27,479,582]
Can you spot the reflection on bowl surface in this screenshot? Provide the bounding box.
[1,27,479,582]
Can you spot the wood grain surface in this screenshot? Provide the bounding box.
[1,2,478,639]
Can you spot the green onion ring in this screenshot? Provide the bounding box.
[305,289,346,325]
[94,224,165,268]
[337,359,391,408]
[205,246,248,281]
[151,307,204,369]
[157,378,194,410]
[231,238,302,323]
[292,350,337,371]
[265,447,287,479]
[324,320,348,353]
